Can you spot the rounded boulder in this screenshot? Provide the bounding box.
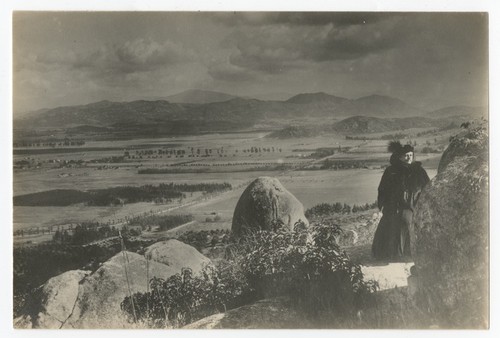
[231,177,308,236]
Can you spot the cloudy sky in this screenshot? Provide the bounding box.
[13,12,488,113]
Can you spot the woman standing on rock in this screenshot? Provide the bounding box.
[372,141,430,261]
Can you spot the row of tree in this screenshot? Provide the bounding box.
[305,201,378,218]
[14,138,86,148]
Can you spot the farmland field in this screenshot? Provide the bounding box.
[13,129,443,243]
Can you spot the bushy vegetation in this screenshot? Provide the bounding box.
[305,201,378,218]
[121,223,377,328]
[236,224,378,315]
[13,182,232,207]
[13,189,90,206]
[52,222,142,245]
[156,182,231,194]
[121,262,251,328]
[178,229,232,251]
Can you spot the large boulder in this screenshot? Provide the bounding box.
[14,270,90,329]
[22,241,212,329]
[145,239,212,274]
[411,124,488,328]
[231,177,308,236]
[67,251,178,328]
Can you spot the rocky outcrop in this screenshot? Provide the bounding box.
[68,251,177,328]
[411,124,488,328]
[184,298,304,329]
[145,239,212,274]
[14,270,90,329]
[437,123,488,173]
[231,177,308,236]
[36,270,90,328]
[20,240,211,329]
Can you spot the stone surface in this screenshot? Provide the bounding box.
[411,125,488,328]
[145,239,212,274]
[35,270,90,329]
[231,176,309,236]
[184,298,303,329]
[361,262,413,291]
[66,251,177,328]
[23,241,212,329]
[13,314,33,329]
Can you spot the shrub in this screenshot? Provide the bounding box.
[237,224,378,316]
[121,262,251,328]
[178,229,232,251]
[305,201,377,218]
[122,223,377,328]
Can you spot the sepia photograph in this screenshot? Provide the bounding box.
[7,4,492,332]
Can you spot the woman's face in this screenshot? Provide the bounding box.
[399,151,414,164]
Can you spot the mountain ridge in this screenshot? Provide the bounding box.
[166,89,240,104]
[14,91,484,136]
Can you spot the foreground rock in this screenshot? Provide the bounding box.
[232,177,309,236]
[17,240,211,329]
[184,298,303,329]
[15,270,90,329]
[145,239,212,274]
[68,251,177,328]
[411,125,488,328]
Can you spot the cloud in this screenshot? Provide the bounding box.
[214,12,391,27]
[224,16,403,74]
[30,38,194,75]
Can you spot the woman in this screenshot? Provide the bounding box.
[372,141,430,260]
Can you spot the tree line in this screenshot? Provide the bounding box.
[305,201,378,218]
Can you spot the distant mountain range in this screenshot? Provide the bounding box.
[14,90,486,137]
[165,89,239,104]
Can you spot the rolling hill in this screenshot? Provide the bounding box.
[268,114,474,138]
[427,105,487,118]
[331,116,438,134]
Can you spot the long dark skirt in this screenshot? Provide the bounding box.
[372,209,412,260]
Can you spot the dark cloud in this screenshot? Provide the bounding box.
[214,12,393,27]
[225,16,403,73]
[304,20,400,61]
[225,12,488,78]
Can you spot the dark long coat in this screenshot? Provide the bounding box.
[372,153,430,260]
